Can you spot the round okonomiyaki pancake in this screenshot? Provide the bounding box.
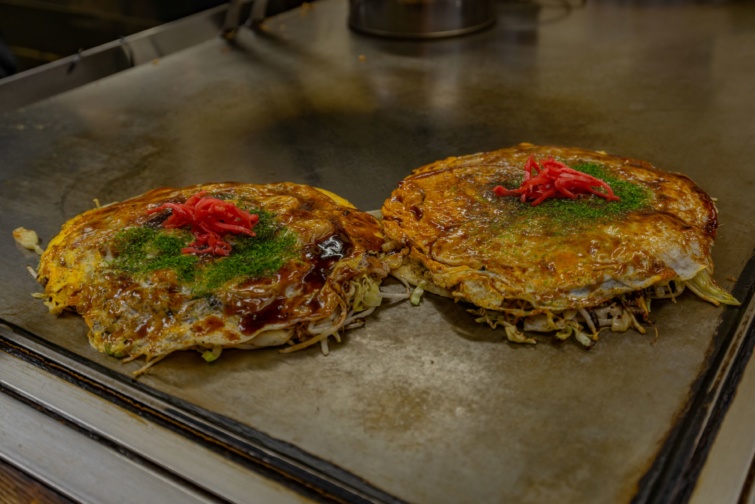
[37,182,390,374]
[381,143,739,345]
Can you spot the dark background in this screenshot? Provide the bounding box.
[0,0,307,76]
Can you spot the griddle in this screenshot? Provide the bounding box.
[1,1,754,502]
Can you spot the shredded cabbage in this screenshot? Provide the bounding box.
[12,227,44,255]
[201,346,223,362]
[470,293,653,347]
[351,275,383,312]
[400,258,738,348]
[683,268,740,307]
[410,282,426,306]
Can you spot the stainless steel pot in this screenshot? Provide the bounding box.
[349,0,496,39]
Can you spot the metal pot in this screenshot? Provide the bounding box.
[349,0,496,39]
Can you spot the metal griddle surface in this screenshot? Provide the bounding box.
[2,1,755,502]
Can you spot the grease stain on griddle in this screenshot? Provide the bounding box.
[359,381,432,436]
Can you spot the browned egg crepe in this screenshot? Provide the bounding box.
[37,182,390,374]
[381,143,739,345]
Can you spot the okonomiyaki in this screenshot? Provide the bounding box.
[381,143,739,345]
[37,182,391,373]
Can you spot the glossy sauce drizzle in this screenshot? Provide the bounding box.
[234,234,353,335]
[238,297,288,335]
[302,234,352,289]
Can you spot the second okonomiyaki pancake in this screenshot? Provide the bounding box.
[381,143,739,345]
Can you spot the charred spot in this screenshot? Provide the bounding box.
[620,292,652,321]
[655,193,672,203]
[144,211,170,228]
[206,296,223,310]
[705,215,718,238]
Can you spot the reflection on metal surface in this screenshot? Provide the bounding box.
[0,348,316,503]
[222,0,261,40]
[633,253,755,504]
[690,326,755,504]
[349,0,496,38]
[0,323,403,504]
[0,5,228,115]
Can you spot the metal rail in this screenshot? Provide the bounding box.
[0,5,229,115]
